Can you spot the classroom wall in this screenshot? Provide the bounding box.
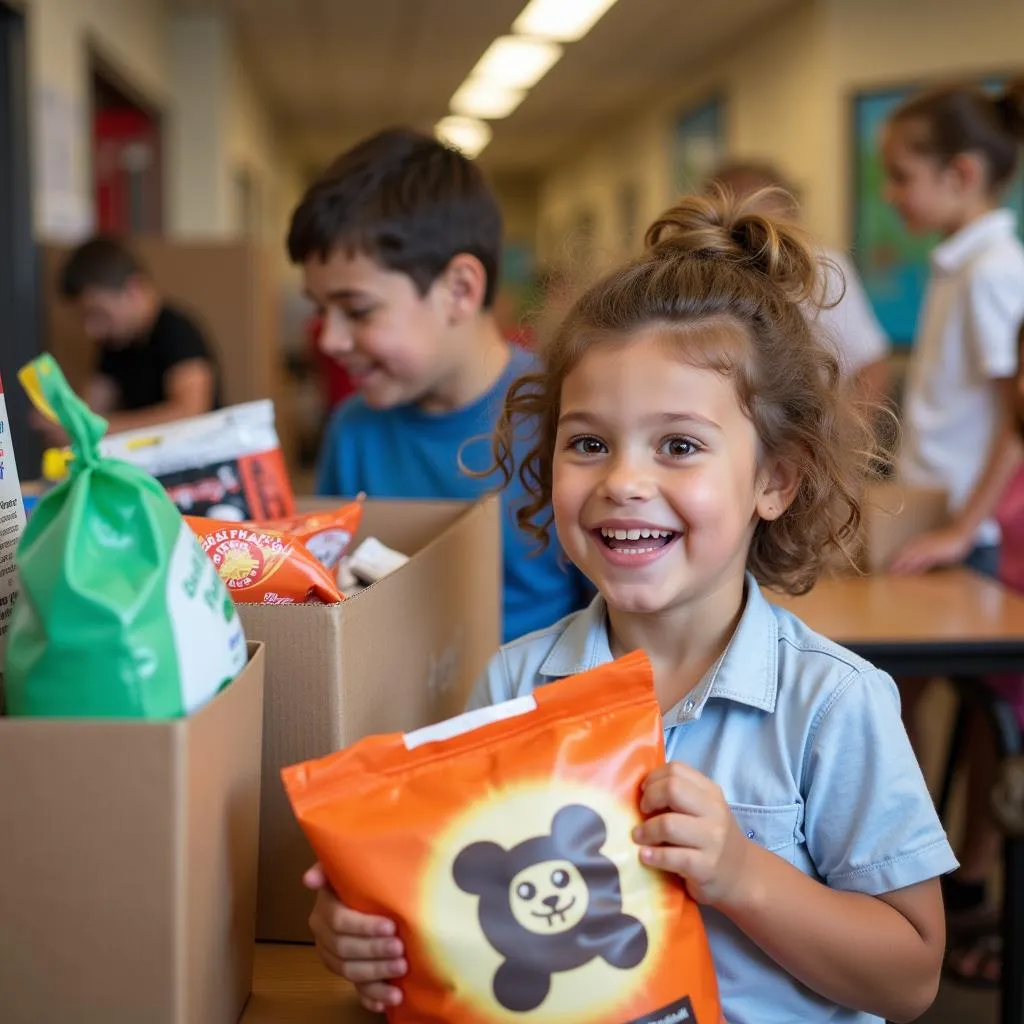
[535,0,1024,261]
[226,44,304,252]
[26,0,172,237]
[815,0,1024,247]
[535,1,826,268]
[24,0,303,256]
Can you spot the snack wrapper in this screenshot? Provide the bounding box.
[187,516,345,605]
[67,399,296,520]
[282,651,721,1024]
[258,499,363,574]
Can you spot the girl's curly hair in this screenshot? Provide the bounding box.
[492,188,884,596]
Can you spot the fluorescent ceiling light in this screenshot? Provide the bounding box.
[470,36,562,91]
[451,78,525,119]
[513,0,620,41]
[435,115,493,159]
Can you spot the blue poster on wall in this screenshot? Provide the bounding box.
[852,79,1024,348]
[673,96,726,197]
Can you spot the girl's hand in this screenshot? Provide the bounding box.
[633,763,752,908]
[303,863,406,1013]
[889,525,972,575]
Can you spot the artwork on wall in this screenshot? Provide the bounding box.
[852,77,1024,348]
[672,95,727,199]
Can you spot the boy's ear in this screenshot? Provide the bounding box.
[947,151,987,197]
[439,253,488,321]
[755,457,800,522]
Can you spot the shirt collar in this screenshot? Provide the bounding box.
[931,209,1017,273]
[539,573,779,723]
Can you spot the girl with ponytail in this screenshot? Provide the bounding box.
[307,191,952,1024]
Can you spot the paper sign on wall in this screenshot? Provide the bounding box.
[0,371,26,664]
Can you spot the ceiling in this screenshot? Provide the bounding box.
[169,0,797,180]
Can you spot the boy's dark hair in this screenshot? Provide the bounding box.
[287,127,503,308]
[59,235,146,299]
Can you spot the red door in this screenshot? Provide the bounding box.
[93,107,162,235]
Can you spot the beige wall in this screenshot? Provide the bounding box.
[816,0,1024,246]
[24,0,303,260]
[226,45,305,254]
[27,0,172,237]
[536,0,1024,262]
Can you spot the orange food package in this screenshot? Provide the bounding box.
[282,651,722,1024]
[257,498,364,573]
[186,516,344,605]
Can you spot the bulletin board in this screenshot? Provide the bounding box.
[851,76,1024,348]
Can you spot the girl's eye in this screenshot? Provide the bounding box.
[660,437,700,458]
[570,436,607,456]
[344,307,374,322]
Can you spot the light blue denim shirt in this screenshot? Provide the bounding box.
[467,574,957,1024]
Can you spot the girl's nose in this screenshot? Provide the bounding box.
[599,455,656,504]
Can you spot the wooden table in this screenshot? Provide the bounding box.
[775,567,1024,1024]
[771,567,1024,676]
[241,943,371,1023]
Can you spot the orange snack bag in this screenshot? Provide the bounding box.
[186,516,344,605]
[258,498,364,573]
[282,651,721,1024]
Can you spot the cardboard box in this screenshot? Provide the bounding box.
[241,497,502,942]
[0,644,265,1024]
[860,480,949,573]
[823,479,949,577]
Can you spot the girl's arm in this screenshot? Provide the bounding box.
[720,842,943,1022]
[637,758,947,1023]
[892,379,1022,573]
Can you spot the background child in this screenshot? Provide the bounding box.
[287,127,589,642]
[708,160,891,407]
[877,80,1024,968]
[305,192,953,1024]
[888,79,1024,576]
[50,235,220,440]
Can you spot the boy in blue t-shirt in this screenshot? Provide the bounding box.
[287,128,588,641]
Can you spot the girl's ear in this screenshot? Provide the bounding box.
[947,151,988,197]
[756,457,800,522]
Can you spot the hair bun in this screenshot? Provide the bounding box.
[996,77,1024,139]
[644,188,822,302]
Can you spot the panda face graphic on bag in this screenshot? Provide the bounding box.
[454,805,649,1013]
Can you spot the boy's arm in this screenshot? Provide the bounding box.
[891,378,1022,573]
[104,360,215,435]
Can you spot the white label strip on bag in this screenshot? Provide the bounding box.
[403,695,538,751]
[99,399,281,475]
[0,372,26,664]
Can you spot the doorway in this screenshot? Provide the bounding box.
[91,61,164,235]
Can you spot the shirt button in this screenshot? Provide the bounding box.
[683,698,695,713]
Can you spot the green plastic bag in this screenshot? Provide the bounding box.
[3,355,248,718]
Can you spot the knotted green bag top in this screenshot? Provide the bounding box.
[4,355,247,717]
